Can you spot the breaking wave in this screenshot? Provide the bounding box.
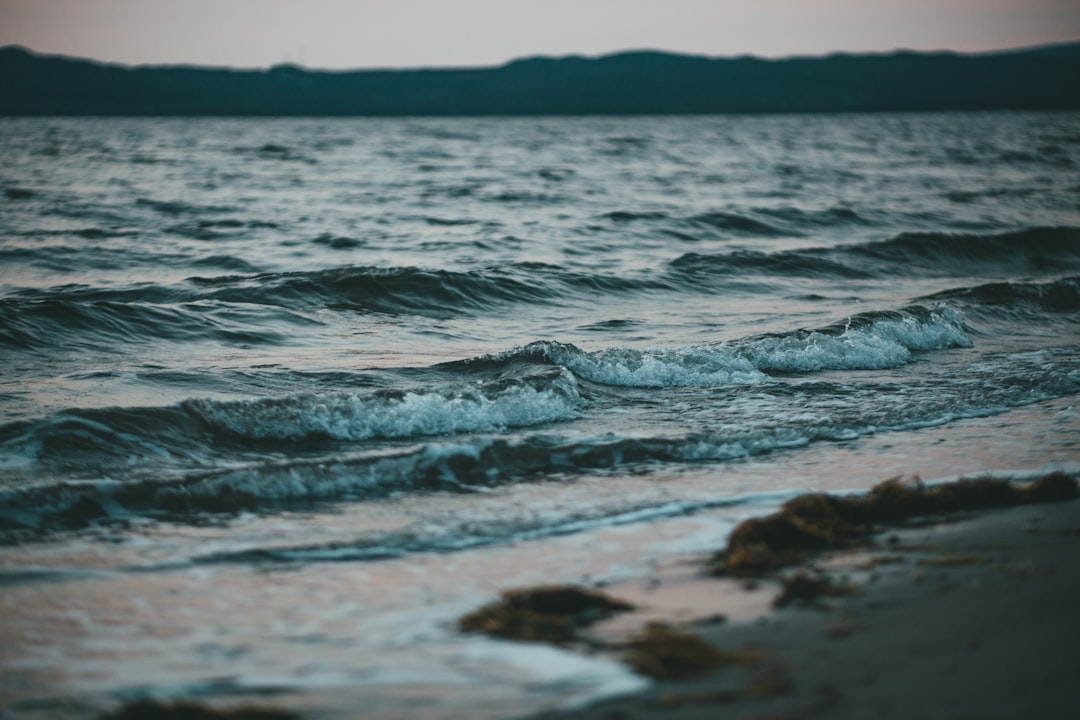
[470,304,972,386]
[3,342,1076,541]
[185,367,582,442]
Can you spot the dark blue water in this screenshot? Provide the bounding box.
[1,113,1079,719]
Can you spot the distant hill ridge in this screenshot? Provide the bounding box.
[1,43,1079,116]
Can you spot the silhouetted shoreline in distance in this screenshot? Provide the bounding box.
[1,42,1078,116]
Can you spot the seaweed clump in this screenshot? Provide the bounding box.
[624,623,793,697]
[458,584,634,644]
[711,472,1077,576]
[96,699,297,720]
[623,622,745,680]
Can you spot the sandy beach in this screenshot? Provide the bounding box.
[522,486,1080,720]
[84,476,1080,720]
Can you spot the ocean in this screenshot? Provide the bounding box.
[1,112,1079,719]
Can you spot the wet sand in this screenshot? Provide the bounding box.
[532,495,1080,720]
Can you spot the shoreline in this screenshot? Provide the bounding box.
[80,473,1080,720]
[519,480,1080,719]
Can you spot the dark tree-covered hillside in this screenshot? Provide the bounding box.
[1,43,1078,116]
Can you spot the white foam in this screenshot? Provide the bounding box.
[0,441,40,472]
[460,637,649,710]
[511,308,969,388]
[187,370,582,441]
[544,342,768,387]
[738,306,971,372]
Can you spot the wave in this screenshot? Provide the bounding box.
[136,230,1071,326]
[311,233,365,249]
[604,210,669,222]
[754,205,871,228]
[733,305,973,373]
[0,407,207,475]
[5,345,1077,540]
[602,206,872,239]
[134,197,236,216]
[670,226,1080,280]
[475,341,770,387]
[691,211,791,236]
[469,304,971,386]
[234,143,317,163]
[0,437,632,537]
[191,264,622,315]
[0,262,675,350]
[0,302,972,476]
[0,428,609,540]
[0,245,261,275]
[184,367,582,442]
[0,428,927,537]
[0,296,298,350]
[686,207,871,237]
[4,226,1074,353]
[923,277,1080,313]
[846,226,1080,273]
[191,265,551,314]
[0,367,583,478]
[670,249,874,279]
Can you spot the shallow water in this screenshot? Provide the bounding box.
[1,112,1079,718]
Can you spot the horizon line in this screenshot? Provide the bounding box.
[4,38,1080,74]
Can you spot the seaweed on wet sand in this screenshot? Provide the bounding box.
[623,622,754,681]
[458,584,634,644]
[453,472,1078,708]
[624,622,796,703]
[710,472,1078,576]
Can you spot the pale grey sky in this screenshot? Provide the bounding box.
[2,0,1079,69]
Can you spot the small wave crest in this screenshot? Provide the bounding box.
[848,226,1080,274]
[0,430,813,537]
[691,211,790,236]
[186,263,671,318]
[0,295,293,350]
[185,368,582,442]
[530,341,767,387]
[0,405,210,477]
[476,305,971,386]
[670,249,873,279]
[192,265,547,315]
[669,226,1080,281]
[3,343,1074,541]
[925,277,1080,312]
[736,305,972,372]
[0,369,583,487]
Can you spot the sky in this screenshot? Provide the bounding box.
[1,0,1079,70]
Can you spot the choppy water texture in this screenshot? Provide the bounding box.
[2,113,1080,719]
